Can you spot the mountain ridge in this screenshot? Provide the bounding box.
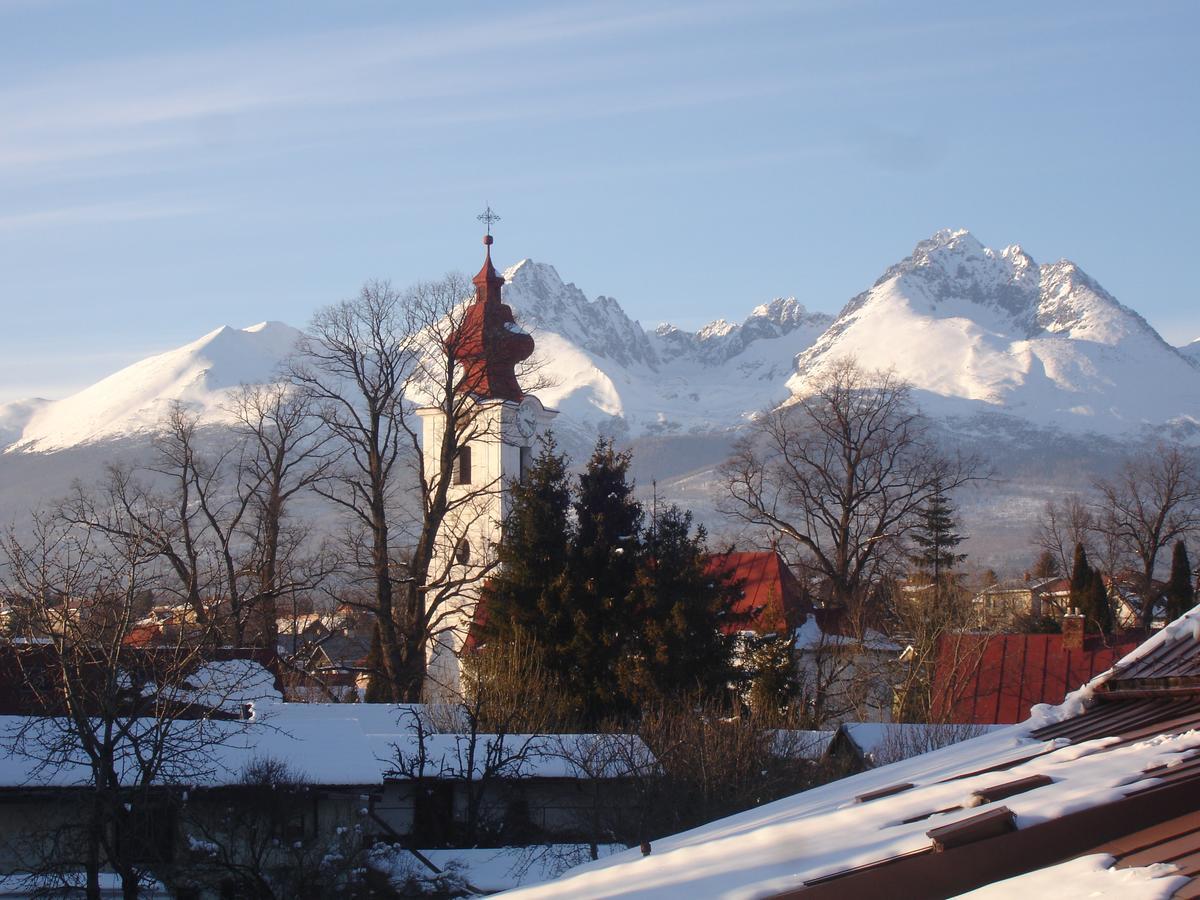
[5,229,1198,455]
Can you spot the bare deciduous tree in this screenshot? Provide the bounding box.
[889,580,993,725]
[1092,442,1200,626]
[720,359,981,608]
[228,383,338,648]
[1033,493,1095,580]
[64,400,330,647]
[1,512,255,900]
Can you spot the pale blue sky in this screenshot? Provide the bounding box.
[1,1,1198,403]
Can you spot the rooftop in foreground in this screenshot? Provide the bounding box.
[501,606,1200,899]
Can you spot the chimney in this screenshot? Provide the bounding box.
[1062,613,1085,653]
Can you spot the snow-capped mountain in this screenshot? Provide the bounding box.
[5,230,1198,456]
[8,322,304,453]
[503,259,830,437]
[789,229,1200,434]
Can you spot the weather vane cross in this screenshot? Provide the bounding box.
[477,204,501,236]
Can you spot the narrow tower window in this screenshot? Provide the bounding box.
[456,444,473,485]
[519,446,533,483]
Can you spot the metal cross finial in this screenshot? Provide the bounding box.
[477,204,501,236]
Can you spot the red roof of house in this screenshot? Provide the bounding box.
[931,632,1146,724]
[704,550,807,635]
[122,624,162,648]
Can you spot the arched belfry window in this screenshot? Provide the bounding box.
[455,537,471,566]
[455,444,472,485]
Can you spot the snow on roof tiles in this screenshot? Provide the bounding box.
[500,605,1200,899]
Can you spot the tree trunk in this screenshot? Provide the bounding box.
[86,796,102,900]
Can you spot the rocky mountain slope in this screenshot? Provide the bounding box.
[789,229,1200,434]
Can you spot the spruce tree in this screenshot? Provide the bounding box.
[619,504,740,706]
[1165,540,1195,621]
[480,434,574,650]
[563,439,645,722]
[908,479,967,585]
[1069,542,1091,606]
[1070,543,1112,633]
[1030,550,1059,579]
[1085,569,1114,634]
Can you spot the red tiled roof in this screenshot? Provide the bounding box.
[704,550,807,635]
[932,632,1146,724]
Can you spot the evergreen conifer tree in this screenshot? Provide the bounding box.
[619,504,740,706]
[1165,540,1195,621]
[1069,542,1091,604]
[1070,543,1113,633]
[1085,569,1114,634]
[1030,550,1059,579]
[908,479,967,585]
[480,435,574,650]
[562,439,645,722]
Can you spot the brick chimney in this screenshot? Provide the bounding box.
[1062,613,1085,652]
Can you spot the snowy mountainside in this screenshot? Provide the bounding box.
[1181,338,1200,364]
[501,259,829,438]
[0,397,48,448]
[788,229,1200,434]
[9,322,304,453]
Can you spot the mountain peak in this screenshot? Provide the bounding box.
[501,258,659,369]
[793,230,1198,434]
[8,322,302,453]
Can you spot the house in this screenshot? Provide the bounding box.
[499,603,1200,899]
[971,576,1066,626]
[791,607,902,726]
[1106,572,1169,629]
[826,722,1006,771]
[710,550,902,726]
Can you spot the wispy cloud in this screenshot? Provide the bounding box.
[0,1,804,179]
[0,199,208,231]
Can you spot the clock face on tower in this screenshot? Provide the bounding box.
[516,397,538,439]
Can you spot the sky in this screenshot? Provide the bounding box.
[1,0,1198,403]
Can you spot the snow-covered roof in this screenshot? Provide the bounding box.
[500,605,1200,899]
[0,677,653,789]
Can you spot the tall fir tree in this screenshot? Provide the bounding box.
[482,437,742,724]
[908,479,967,585]
[1069,543,1113,633]
[480,434,574,651]
[563,439,645,722]
[1165,540,1195,621]
[618,503,740,706]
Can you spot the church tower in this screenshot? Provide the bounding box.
[416,217,556,696]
